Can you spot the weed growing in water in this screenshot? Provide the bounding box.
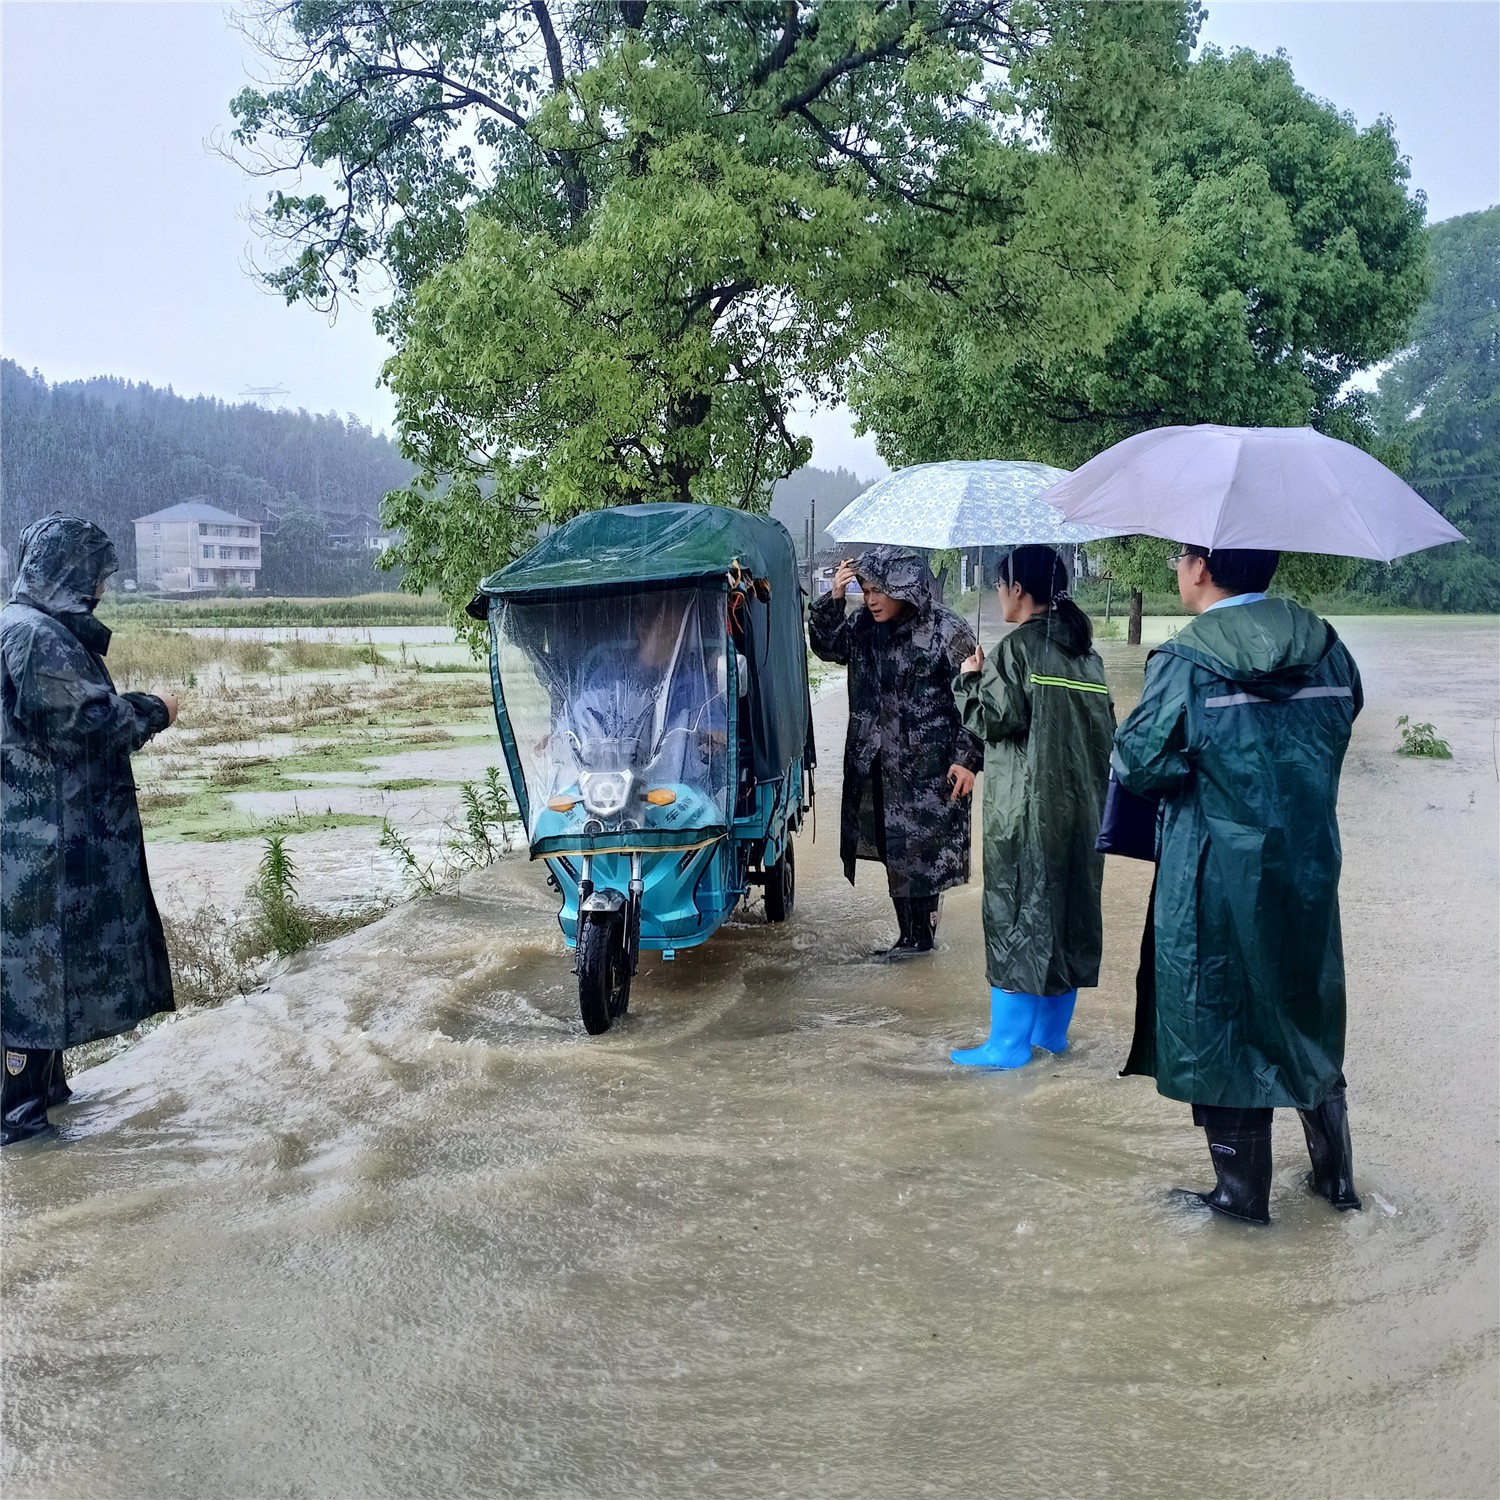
[1396,715,1453,759]
[449,768,513,868]
[380,820,443,895]
[161,902,261,1006]
[248,835,314,955]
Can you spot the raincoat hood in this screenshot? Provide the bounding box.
[856,547,935,613]
[1160,597,1336,700]
[1023,605,1092,660]
[9,513,117,654]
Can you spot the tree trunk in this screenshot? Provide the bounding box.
[1128,588,1144,646]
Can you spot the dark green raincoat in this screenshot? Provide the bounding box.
[1114,599,1362,1111]
[956,611,1115,995]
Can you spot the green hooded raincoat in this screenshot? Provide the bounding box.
[1114,599,1362,1111]
[955,610,1115,996]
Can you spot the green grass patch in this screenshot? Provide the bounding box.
[140,785,385,843]
[100,593,448,629]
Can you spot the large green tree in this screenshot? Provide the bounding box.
[852,46,1429,637]
[231,0,1195,620]
[1369,206,1500,611]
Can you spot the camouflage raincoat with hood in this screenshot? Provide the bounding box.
[1,514,175,1050]
[809,547,983,898]
[955,607,1115,996]
[1113,598,1362,1111]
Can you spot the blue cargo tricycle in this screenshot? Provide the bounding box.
[475,504,814,1033]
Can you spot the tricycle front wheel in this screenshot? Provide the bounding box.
[763,838,795,923]
[577,910,631,1034]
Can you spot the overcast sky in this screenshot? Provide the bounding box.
[3,1,1496,479]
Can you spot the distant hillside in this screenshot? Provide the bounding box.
[0,361,414,590]
[770,465,870,558]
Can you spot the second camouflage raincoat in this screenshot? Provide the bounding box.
[809,549,983,898]
[1114,598,1362,1111]
[956,610,1115,995]
[1,515,175,1052]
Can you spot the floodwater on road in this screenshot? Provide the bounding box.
[2,618,1496,1499]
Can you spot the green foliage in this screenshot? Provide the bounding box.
[1368,207,1500,611]
[1395,714,1453,760]
[856,45,1426,629]
[379,820,442,895]
[248,835,314,956]
[449,768,514,869]
[232,1,1198,627]
[856,48,1428,467]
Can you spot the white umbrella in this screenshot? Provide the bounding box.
[826,460,1116,548]
[1041,424,1464,562]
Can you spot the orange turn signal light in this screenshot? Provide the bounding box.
[645,788,677,806]
[547,795,579,812]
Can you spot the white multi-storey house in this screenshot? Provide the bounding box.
[133,500,262,592]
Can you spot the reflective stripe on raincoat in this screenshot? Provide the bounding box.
[1114,598,1361,1110]
[955,611,1115,995]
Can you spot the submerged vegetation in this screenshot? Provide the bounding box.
[1395,715,1454,759]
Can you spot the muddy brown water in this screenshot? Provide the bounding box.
[3,618,1496,1499]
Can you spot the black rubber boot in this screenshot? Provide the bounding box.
[906,896,938,952]
[883,898,937,961]
[2,1050,57,1146]
[872,899,915,958]
[45,1051,72,1109]
[1298,1083,1361,1211]
[1175,1106,1273,1225]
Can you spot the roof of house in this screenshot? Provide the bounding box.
[133,499,259,526]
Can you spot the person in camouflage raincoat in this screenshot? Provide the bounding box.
[808,546,982,957]
[1,514,177,1144]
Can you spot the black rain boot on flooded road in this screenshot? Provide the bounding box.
[45,1051,72,1109]
[882,898,938,962]
[1173,1106,1273,1225]
[872,900,915,959]
[1299,1084,1361,1212]
[2,1050,57,1146]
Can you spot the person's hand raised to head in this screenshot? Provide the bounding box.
[832,560,858,600]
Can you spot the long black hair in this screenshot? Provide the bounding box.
[996,545,1093,650]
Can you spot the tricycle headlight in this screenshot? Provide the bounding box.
[579,770,635,818]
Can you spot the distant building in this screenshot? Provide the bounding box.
[133,500,262,592]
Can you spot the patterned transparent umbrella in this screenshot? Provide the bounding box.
[825,460,1117,631]
[825,460,1116,549]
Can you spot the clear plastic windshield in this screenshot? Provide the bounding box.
[492,585,731,849]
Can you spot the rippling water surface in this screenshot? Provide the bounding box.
[3,619,1496,1499]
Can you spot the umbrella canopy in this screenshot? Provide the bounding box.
[825,460,1116,549]
[1041,425,1464,563]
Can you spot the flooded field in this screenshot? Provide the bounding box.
[2,617,1496,1498]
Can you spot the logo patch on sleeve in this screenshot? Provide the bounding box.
[5,1052,27,1076]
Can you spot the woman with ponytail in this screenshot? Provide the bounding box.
[950,545,1115,1069]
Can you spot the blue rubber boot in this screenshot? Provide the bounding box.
[950,988,1039,1069]
[1030,991,1078,1053]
